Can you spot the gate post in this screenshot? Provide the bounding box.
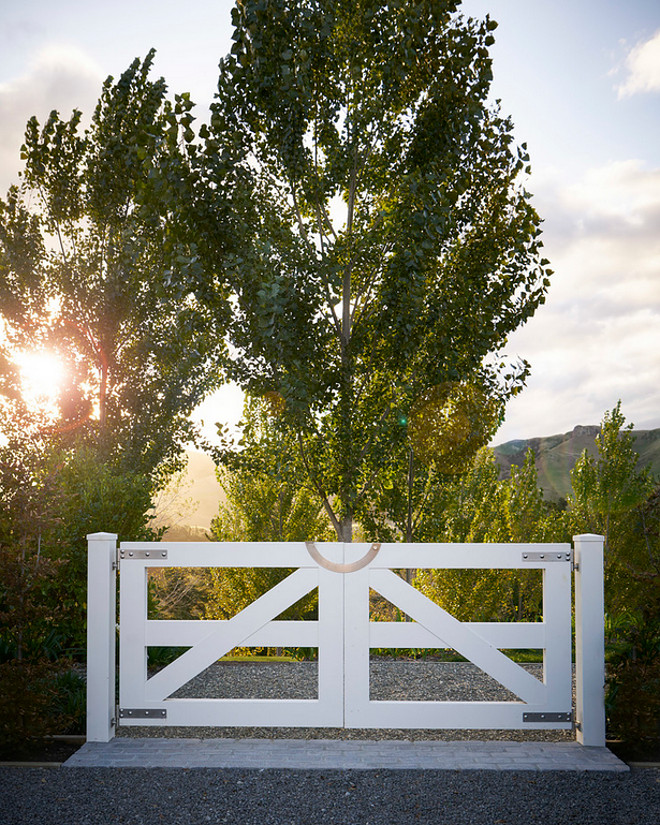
[86,532,118,742]
[573,534,606,747]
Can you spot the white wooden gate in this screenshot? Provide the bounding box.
[86,534,606,746]
[120,542,345,728]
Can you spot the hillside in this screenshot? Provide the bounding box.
[493,425,660,502]
[170,427,660,529]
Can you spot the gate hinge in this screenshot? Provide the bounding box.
[523,711,572,723]
[119,708,167,719]
[118,548,168,560]
[521,551,572,563]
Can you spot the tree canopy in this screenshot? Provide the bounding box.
[0,51,230,480]
[197,0,552,539]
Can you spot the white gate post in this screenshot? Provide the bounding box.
[573,534,606,747]
[86,532,118,742]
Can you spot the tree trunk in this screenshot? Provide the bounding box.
[340,515,353,543]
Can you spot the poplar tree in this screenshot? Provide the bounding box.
[1,51,229,479]
[198,0,551,540]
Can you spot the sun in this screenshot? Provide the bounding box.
[17,350,66,406]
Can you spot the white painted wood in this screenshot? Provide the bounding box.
[368,621,546,649]
[119,699,336,728]
[145,568,318,701]
[145,619,319,648]
[342,701,573,730]
[118,541,571,570]
[574,534,606,746]
[343,564,371,727]
[368,542,572,570]
[368,570,546,705]
[86,533,117,742]
[540,565,573,709]
[119,549,149,712]
[108,539,593,736]
[316,563,345,724]
[119,541,339,568]
[117,542,345,728]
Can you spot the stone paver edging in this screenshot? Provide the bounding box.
[64,738,629,771]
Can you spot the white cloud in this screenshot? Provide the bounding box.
[616,29,660,98]
[550,163,660,315]
[0,45,102,193]
[495,159,660,442]
[562,160,660,222]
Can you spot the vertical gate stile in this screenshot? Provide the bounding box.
[119,552,149,714]
[541,563,573,710]
[342,548,371,727]
[317,554,345,726]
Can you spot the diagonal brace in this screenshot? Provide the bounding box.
[370,570,546,705]
[145,568,318,701]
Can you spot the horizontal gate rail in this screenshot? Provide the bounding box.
[146,619,319,648]
[118,541,328,567]
[85,534,606,748]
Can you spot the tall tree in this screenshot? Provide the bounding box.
[570,402,655,612]
[1,51,230,479]
[200,0,551,540]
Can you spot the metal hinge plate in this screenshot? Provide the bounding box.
[523,711,572,723]
[119,548,168,560]
[119,708,167,719]
[521,551,572,563]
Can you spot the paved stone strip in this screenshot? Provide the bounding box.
[64,738,629,771]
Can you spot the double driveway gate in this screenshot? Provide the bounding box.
[86,534,606,746]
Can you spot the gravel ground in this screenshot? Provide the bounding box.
[118,660,575,742]
[1,766,658,825]
[6,660,655,825]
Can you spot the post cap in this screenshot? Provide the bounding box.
[87,532,118,540]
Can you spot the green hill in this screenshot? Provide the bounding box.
[493,426,660,502]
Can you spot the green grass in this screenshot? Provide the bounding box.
[218,654,297,663]
[369,648,544,663]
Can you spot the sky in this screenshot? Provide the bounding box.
[1,0,659,445]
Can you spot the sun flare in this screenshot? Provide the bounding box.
[17,350,66,406]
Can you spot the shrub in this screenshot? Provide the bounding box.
[606,605,660,751]
[0,660,75,757]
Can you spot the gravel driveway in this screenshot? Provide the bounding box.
[118,659,575,742]
[5,659,655,825]
[2,766,658,825]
